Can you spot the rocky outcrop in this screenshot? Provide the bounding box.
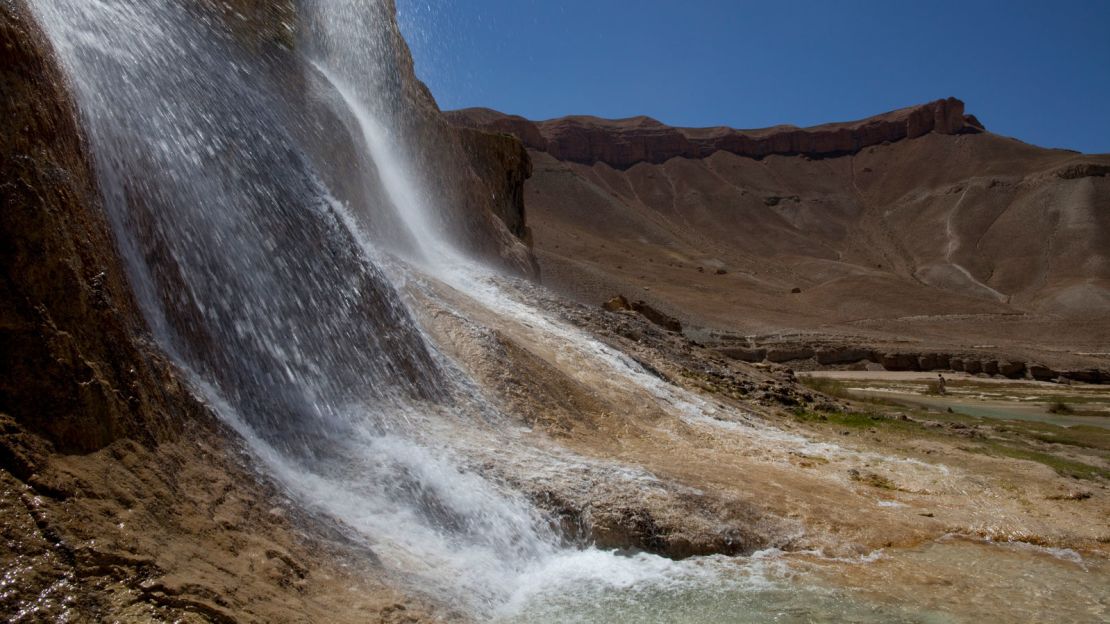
[0,2,508,618]
[0,0,537,489]
[603,295,683,332]
[446,97,983,169]
[715,338,1108,383]
[450,126,539,275]
[1054,162,1110,180]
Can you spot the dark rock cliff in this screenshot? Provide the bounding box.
[0,0,207,457]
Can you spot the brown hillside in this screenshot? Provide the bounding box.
[448,102,1110,370]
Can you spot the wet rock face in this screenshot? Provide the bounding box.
[447,97,982,169]
[181,0,538,277]
[0,0,208,452]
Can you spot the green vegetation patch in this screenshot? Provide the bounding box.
[965,441,1110,481]
[1048,400,1074,414]
[798,376,853,400]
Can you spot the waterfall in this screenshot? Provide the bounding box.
[26,0,565,611]
[301,0,461,269]
[27,0,716,617]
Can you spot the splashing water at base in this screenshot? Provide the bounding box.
[498,539,1108,623]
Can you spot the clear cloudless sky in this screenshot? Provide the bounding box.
[397,0,1110,153]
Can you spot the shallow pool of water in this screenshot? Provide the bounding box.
[497,538,1108,623]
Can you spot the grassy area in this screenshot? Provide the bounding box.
[1020,423,1110,451]
[1047,400,1073,414]
[790,407,925,433]
[789,374,1110,484]
[965,442,1110,481]
[789,404,1109,482]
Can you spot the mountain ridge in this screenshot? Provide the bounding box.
[448,99,1110,370]
[446,97,992,169]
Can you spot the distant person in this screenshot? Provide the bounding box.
[937,374,947,396]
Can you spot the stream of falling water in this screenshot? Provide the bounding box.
[26,0,688,615]
[28,1,1108,621]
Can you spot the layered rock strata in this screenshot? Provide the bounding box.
[447,97,983,169]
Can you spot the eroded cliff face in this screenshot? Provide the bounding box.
[448,100,1110,369]
[447,97,983,169]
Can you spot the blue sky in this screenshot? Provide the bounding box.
[397,1,1110,154]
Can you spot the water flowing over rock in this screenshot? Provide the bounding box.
[28,0,456,457]
[2,0,622,618]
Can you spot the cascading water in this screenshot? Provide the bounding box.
[29,0,707,616]
[27,0,572,612]
[27,0,450,455]
[301,0,458,268]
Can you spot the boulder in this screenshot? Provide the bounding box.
[998,361,1026,378]
[602,295,633,312]
[1029,364,1058,381]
